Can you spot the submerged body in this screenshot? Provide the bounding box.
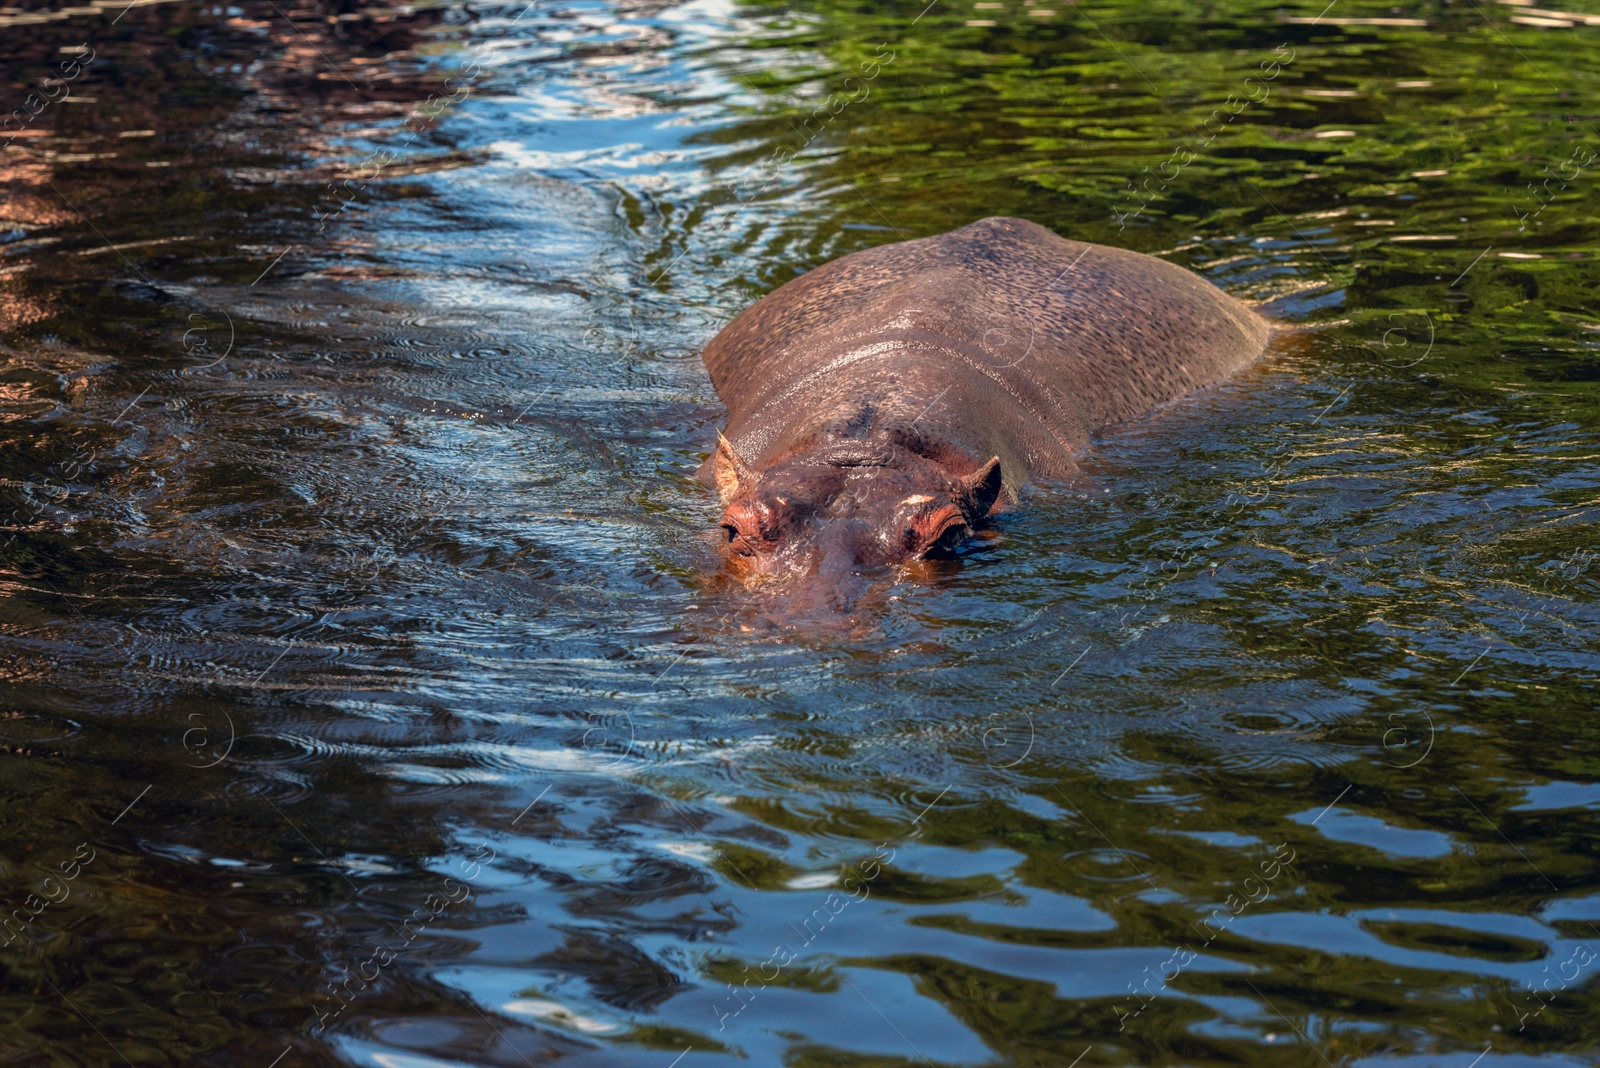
[700,216,1272,596]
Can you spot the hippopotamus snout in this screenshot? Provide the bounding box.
[806,519,876,612]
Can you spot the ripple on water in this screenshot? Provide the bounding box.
[6,0,1600,1065]
[1293,806,1458,860]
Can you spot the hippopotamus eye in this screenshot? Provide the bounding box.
[906,504,967,558]
[719,504,760,555]
[723,522,761,556]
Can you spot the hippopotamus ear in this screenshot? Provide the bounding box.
[714,431,756,503]
[959,456,1003,517]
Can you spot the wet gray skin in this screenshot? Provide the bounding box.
[700,216,1272,612]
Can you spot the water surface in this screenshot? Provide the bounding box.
[2,0,1600,1065]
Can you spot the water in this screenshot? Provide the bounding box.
[2,0,1599,1064]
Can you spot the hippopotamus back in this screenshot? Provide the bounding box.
[701,216,1270,504]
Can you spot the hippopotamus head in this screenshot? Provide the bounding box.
[710,433,1003,609]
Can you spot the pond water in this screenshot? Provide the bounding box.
[2,0,1599,1065]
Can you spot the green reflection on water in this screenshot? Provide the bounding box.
[2,0,1600,1065]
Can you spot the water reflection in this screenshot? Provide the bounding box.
[3,0,1600,1065]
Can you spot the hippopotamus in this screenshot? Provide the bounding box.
[698,216,1272,605]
